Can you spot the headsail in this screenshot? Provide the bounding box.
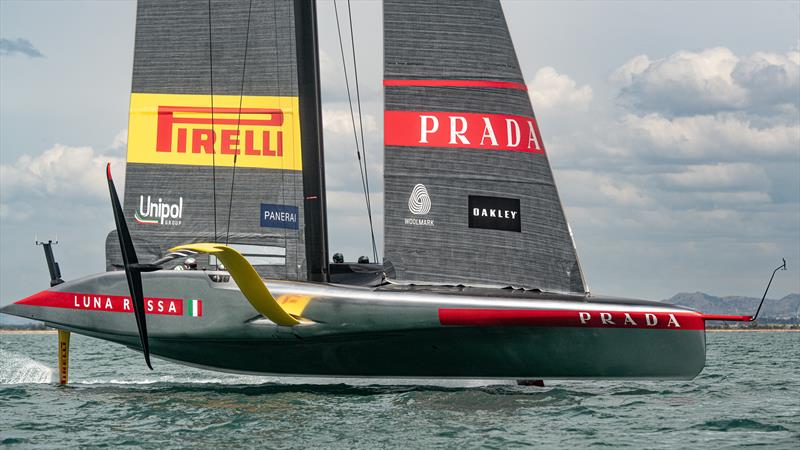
[383,0,585,293]
[106,0,328,281]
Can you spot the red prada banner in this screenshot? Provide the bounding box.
[384,110,546,153]
[438,309,706,330]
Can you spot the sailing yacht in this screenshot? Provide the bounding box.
[1,0,765,383]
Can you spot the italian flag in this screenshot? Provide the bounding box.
[186,299,203,317]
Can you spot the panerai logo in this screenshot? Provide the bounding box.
[260,203,299,230]
[468,195,521,232]
[135,195,183,226]
[404,184,434,227]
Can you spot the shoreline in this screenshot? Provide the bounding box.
[0,330,57,334]
[707,328,799,332]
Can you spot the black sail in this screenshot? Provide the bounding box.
[383,0,585,293]
[106,0,328,281]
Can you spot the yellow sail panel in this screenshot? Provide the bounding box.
[127,93,303,170]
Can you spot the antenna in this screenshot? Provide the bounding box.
[35,237,64,286]
[750,258,787,322]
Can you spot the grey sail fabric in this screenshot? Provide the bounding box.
[106,0,309,280]
[383,0,585,293]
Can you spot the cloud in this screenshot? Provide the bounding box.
[659,163,769,192]
[548,46,797,298]
[547,112,798,172]
[0,144,125,201]
[613,48,799,116]
[322,108,377,137]
[111,129,128,151]
[733,50,800,109]
[557,170,654,208]
[0,202,33,222]
[321,107,382,193]
[0,38,44,58]
[619,112,799,162]
[528,67,593,112]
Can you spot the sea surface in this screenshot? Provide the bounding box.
[0,332,798,449]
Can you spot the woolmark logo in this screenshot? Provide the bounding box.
[135,195,183,226]
[404,184,434,227]
[408,184,431,215]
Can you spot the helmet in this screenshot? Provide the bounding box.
[184,257,198,269]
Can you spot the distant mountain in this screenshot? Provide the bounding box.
[664,292,800,323]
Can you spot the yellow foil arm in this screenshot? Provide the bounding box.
[169,243,300,326]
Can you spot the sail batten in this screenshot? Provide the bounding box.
[383,0,586,293]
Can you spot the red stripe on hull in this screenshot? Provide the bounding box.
[384,79,529,91]
[16,291,184,316]
[701,314,752,322]
[438,309,705,330]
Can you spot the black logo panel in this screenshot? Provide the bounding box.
[468,196,521,232]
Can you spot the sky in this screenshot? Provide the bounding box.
[0,0,798,312]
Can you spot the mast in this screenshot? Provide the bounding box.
[294,0,329,282]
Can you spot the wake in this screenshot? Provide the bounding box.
[0,349,53,384]
[75,375,514,387]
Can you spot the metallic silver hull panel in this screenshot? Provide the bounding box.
[1,271,706,379]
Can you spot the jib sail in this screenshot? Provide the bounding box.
[383,0,585,292]
[106,0,328,281]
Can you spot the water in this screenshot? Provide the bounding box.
[1,332,798,449]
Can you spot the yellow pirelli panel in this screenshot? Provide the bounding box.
[126,93,303,171]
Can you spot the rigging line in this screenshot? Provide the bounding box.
[225,0,254,247]
[334,0,378,264]
[208,0,218,245]
[333,1,369,226]
[346,0,378,263]
[273,0,288,279]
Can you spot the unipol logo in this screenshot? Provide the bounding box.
[408,184,432,215]
[135,195,183,226]
[384,110,546,154]
[404,184,434,227]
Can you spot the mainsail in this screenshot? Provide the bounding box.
[106,0,328,281]
[383,0,585,292]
